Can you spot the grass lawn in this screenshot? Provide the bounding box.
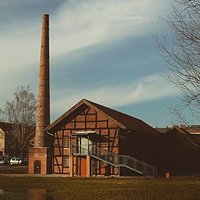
[0,176,199,200]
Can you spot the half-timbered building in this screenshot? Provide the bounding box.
[46,99,161,177]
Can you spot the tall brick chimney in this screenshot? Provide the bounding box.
[29,14,52,174]
[34,14,50,147]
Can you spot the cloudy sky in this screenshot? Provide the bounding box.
[0,0,186,127]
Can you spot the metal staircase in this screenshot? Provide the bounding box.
[72,144,157,177]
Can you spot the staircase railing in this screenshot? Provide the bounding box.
[117,155,157,177]
[72,144,157,177]
[89,144,118,166]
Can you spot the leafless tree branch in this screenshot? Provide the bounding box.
[0,85,36,157]
[157,0,200,125]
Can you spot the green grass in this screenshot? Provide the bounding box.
[0,176,199,200]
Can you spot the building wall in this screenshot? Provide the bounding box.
[0,129,5,156]
[159,131,200,175]
[52,106,121,176]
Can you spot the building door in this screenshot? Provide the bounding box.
[77,157,87,176]
[34,160,41,174]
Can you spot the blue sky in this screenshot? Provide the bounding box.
[0,0,187,127]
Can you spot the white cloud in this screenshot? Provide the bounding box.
[51,0,167,56]
[0,0,167,73]
[0,0,169,71]
[0,24,40,106]
[0,23,40,73]
[51,73,178,116]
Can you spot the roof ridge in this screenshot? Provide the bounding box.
[84,99,141,122]
[83,99,158,136]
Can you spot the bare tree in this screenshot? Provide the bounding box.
[0,85,36,157]
[157,0,200,124]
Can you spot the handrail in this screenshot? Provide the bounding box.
[89,144,118,164]
[72,144,157,177]
[117,155,157,177]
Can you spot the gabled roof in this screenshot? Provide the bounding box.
[162,126,200,149]
[162,126,198,135]
[46,99,159,135]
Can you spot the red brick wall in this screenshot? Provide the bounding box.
[29,147,52,174]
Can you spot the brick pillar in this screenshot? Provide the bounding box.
[86,155,91,177]
[69,155,74,177]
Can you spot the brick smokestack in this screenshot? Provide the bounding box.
[34,14,50,147]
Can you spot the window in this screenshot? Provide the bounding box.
[63,137,70,148]
[63,156,69,167]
